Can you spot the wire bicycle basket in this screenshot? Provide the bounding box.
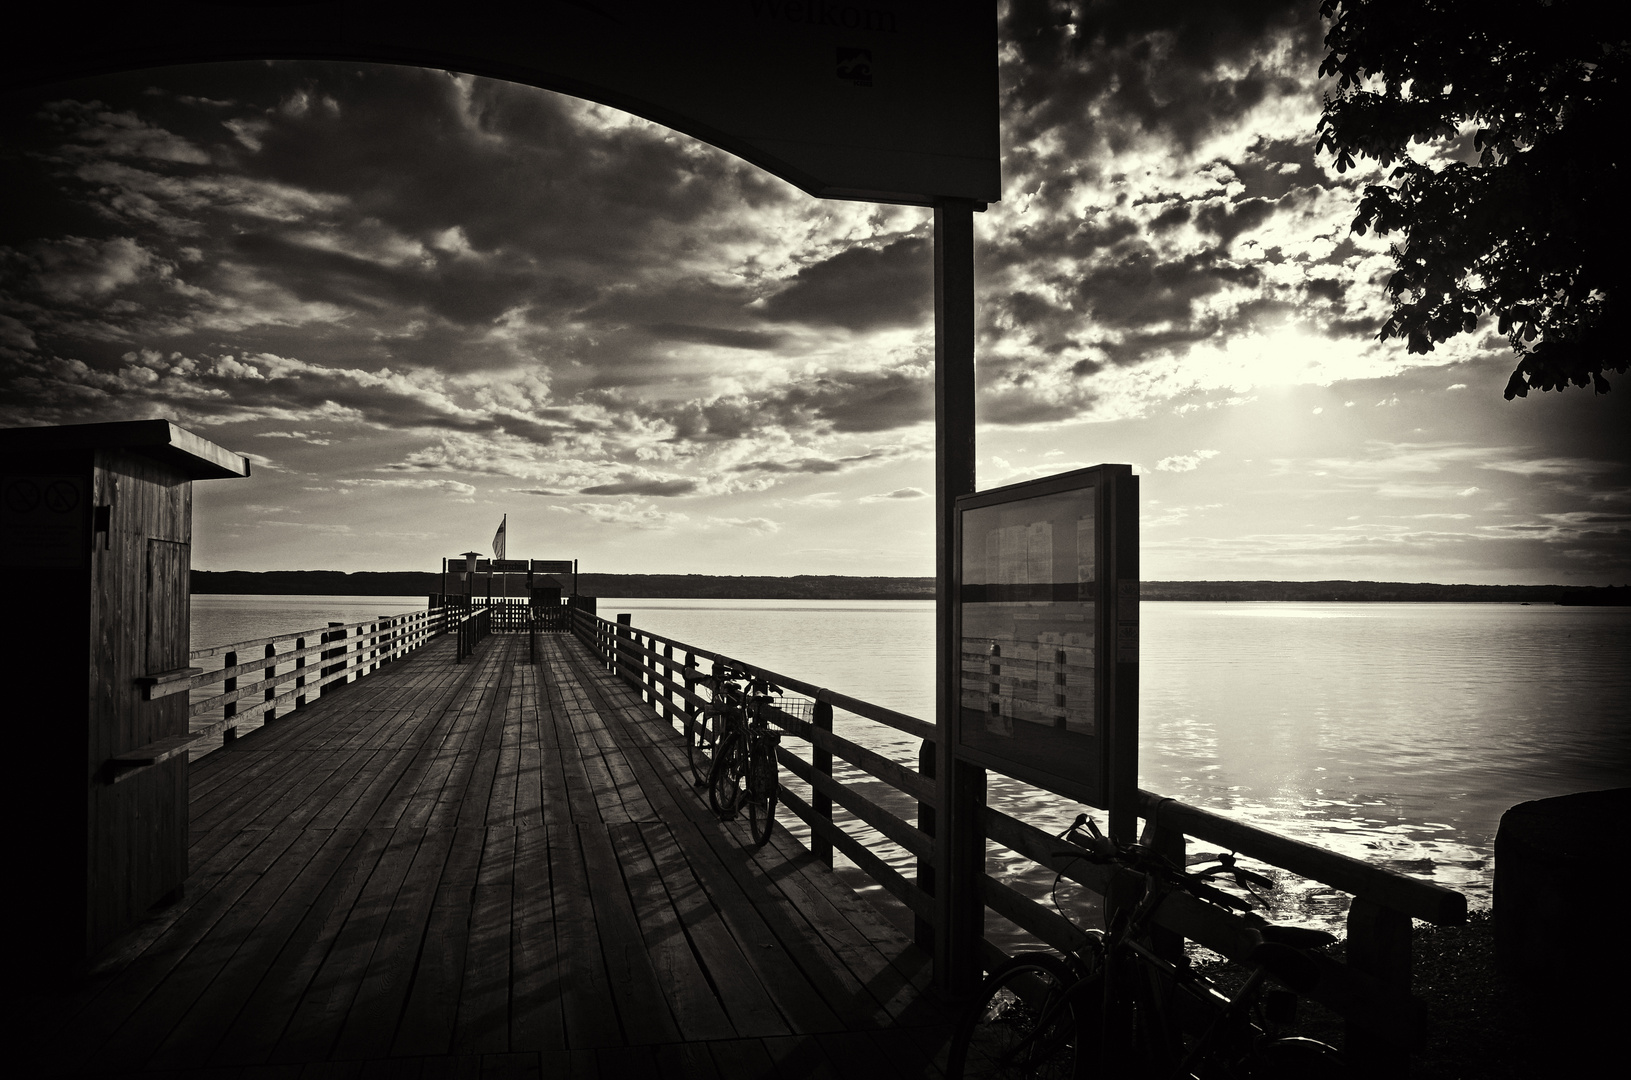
[769,695,813,725]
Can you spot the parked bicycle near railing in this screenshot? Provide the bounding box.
[950,813,1353,1079]
[686,662,733,788]
[691,663,785,847]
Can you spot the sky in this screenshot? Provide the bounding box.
[1,2,1626,584]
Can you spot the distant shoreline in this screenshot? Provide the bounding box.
[190,570,1627,605]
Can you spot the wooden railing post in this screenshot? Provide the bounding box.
[294,635,307,708]
[917,738,936,950]
[1345,897,1412,1069]
[812,699,835,867]
[656,639,670,718]
[263,642,278,722]
[1140,806,1186,963]
[321,621,338,682]
[683,651,699,747]
[222,650,238,742]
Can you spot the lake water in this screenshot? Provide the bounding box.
[190,594,1631,941]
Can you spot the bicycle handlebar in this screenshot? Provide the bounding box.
[1056,814,1260,914]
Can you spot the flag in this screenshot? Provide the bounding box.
[492,514,507,561]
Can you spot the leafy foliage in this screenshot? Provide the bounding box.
[1316,0,1629,397]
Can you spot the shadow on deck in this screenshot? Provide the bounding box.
[24,632,955,1078]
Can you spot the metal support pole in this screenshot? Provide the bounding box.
[932,199,983,1000]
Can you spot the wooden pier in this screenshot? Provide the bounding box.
[23,631,954,1079]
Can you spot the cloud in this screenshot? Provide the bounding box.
[3,28,1622,584]
[19,236,161,303]
[774,491,842,508]
[708,516,781,533]
[550,500,687,530]
[734,457,844,474]
[258,429,333,444]
[254,520,352,534]
[860,487,928,503]
[760,236,931,331]
[1481,457,1622,478]
[1155,449,1221,472]
[579,477,698,497]
[642,323,788,350]
[0,25,1495,455]
[336,477,477,495]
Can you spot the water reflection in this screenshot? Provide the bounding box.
[614,598,1630,945]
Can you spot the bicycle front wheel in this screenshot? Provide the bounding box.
[745,732,778,847]
[708,732,747,818]
[950,953,1090,1080]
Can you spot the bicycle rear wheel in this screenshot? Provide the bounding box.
[708,732,747,818]
[950,953,1090,1079]
[1246,1036,1354,1079]
[688,708,717,787]
[745,731,778,847]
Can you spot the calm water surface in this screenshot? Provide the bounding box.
[191,594,428,652]
[190,595,1631,938]
[596,598,1630,932]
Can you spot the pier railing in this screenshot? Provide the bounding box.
[571,605,1465,1063]
[430,595,573,638]
[127,603,472,773]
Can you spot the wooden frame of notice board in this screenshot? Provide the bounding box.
[952,464,1140,842]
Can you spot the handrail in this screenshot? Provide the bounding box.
[188,610,437,661]
[1135,790,1466,925]
[142,605,462,766]
[570,603,1467,1059]
[601,614,932,739]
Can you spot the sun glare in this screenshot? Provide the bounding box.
[1180,327,1389,393]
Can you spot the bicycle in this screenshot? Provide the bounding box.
[687,663,739,789]
[705,667,783,847]
[948,813,1352,1079]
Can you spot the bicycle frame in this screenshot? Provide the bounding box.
[705,668,782,840]
[953,816,1344,1080]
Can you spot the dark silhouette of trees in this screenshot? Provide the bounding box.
[1317,1,1628,397]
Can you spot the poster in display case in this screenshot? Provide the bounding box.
[953,464,1138,826]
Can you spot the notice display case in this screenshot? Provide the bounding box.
[953,464,1138,831]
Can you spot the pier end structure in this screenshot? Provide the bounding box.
[0,420,249,983]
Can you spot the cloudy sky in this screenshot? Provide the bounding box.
[1,2,1625,584]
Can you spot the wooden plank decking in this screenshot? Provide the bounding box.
[25,632,954,1079]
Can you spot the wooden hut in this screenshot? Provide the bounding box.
[0,420,249,981]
